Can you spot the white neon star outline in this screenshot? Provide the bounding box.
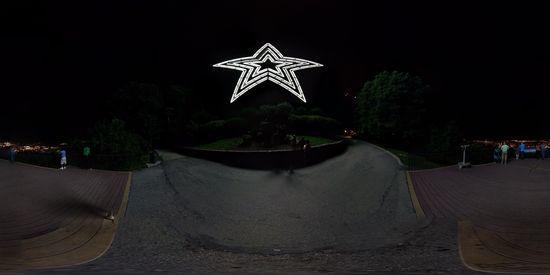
[214,43,323,103]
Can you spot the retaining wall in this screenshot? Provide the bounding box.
[177,140,348,169]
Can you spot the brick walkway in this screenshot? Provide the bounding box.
[0,160,131,273]
[410,160,550,273]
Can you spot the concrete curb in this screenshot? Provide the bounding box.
[405,171,426,219]
[30,172,132,272]
[363,142,405,168]
[80,172,133,266]
[0,164,132,273]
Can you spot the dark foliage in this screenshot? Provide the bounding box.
[67,118,150,171]
[356,70,430,148]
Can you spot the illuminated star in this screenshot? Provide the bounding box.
[214,43,323,103]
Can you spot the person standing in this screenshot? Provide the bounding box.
[519,142,526,160]
[494,143,502,164]
[501,142,510,165]
[83,146,91,169]
[297,137,305,149]
[60,148,67,170]
[541,143,546,160]
[536,143,542,160]
[302,140,311,166]
[9,146,16,163]
[290,134,297,148]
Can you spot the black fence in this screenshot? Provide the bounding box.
[0,150,59,168]
[0,149,147,171]
[404,147,495,170]
[404,146,550,170]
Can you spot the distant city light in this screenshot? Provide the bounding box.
[473,139,549,147]
[0,142,59,153]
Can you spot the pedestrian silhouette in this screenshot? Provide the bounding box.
[9,146,16,163]
[60,148,67,170]
[500,142,509,165]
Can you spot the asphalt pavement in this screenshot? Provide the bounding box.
[26,140,472,274]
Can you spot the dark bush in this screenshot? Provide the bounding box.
[193,103,342,148]
[198,117,248,143]
[240,134,253,147]
[421,150,460,165]
[91,153,148,171]
[81,118,150,171]
[225,117,248,135]
[289,115,342,137]
[199,120,226,142]
[465,143,495,164]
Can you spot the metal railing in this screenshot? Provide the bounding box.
[403,148,494,170]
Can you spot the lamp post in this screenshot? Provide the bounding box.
[459,144,472,169]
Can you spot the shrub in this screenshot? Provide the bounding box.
[467,143,496,164]
[225,117,248,135]
[199,120,226,142]
[85,118,150,171]
[289,115,342,137]
[198,117,248,143]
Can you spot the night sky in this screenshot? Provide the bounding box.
[2,1,549,142]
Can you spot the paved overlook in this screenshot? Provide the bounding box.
[411,160,550,273]
[0,161,130,273]
[3,141,483,274]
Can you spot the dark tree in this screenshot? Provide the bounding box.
[163,85,197,146]
[108,82,164,147]
[106,82,199,147]
[87,118,149,170]
[356,71,430,148]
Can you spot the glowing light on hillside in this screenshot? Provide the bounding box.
[214,43,323,103]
